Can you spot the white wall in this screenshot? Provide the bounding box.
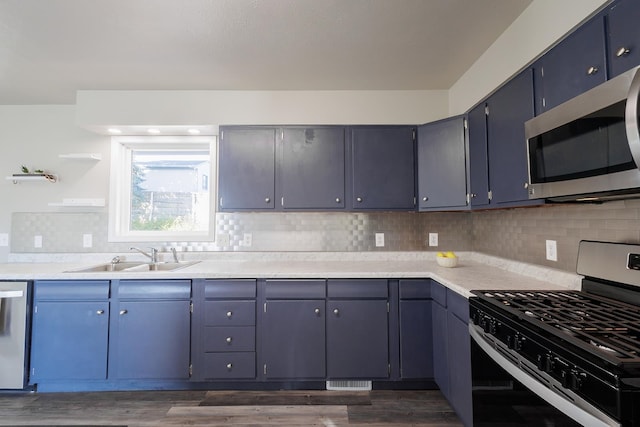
[75,90,450,131]
[448,0,609,115]
[0,105,111,261]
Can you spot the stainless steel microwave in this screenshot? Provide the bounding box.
[525,65,640,202]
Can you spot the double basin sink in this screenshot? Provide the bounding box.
[68,260,200,273]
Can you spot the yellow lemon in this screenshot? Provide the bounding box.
[445,251,456,258]
[436,252,445,257]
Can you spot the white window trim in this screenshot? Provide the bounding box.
[108,135,217,242]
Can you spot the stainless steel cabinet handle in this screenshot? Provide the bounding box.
[356,197,363,203]
[226,337,232,343]
[264,197,271,203]
[226,363,233,370]
[314,308,321,315]
[524,182,529,189]
[422,196,428,202]
[335,198,341,203]
[226,311,233,318]
[616,47,631,57]
[119,309,127,315]
[96,310,105,315]
[586,66,598,75]
[333,308,339,315]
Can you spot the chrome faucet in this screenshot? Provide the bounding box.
[129,247,159,263]
[170,247,180,263]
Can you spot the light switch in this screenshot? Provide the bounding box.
[546,240,557,261]
[34,235,43,248]
[375,233,385,247]
[429,233,438,247]
[0,233,8,247]
[242,233,252,247]
[83,233,93,248]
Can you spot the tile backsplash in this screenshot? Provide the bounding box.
[11,199,640,273]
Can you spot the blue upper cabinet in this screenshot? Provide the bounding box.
[417,117,468,211]
[218,127,276,211]
[350,126,416,210]
[486,69,537,206]
[467,103,490,208]
[534,16,607,113]
[607,0,640,78]
[279,127,346,210]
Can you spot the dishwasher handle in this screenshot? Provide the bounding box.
[0,291,24,298]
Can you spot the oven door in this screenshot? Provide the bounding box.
[470,325,619,427]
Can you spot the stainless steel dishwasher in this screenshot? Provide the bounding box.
[0,281,29,389]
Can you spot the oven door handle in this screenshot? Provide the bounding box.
[469,325,620,427]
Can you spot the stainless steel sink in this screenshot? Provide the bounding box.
[66,260,200,273]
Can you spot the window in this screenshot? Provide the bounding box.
[109,136,216,242]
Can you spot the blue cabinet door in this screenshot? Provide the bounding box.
[432,300,449,397]
[327,299,389,378]
[447,309,472,427]
[417,117,468,210]
[487,69,535,205]
[263,300,326,379]
[467,103,490,207]
[607,0,640,78]
[399,300,434,379]
[31,301,109,380]
[113,300,191,379]
[350,126,416,210]
[218,127,276,210]
[535,16,607,113]
[280,127,346,209]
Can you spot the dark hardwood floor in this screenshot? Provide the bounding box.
[0,389,463,426]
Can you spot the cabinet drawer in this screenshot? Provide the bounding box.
[204,301,256,326]
[327,279,388,298]
[204,326,255,352]
[35,280,109,300]
[447,289,469,322]
[201,352,256,379]
[203,280,256,299]
[431,281,447,307]
[265,280,326,299]
[118,280,191,300]
[399,279,432,299]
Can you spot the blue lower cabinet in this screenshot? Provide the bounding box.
[31,300,109,381]
[447,309,472,427]
[263,299,326,379]
[399,299,433,379]
[432,300,449,396]
[30,281,110,382]
[112,300,191,380]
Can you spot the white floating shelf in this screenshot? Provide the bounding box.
[58,153,102,160]
[48,198,105,207]
[6,174,57,183]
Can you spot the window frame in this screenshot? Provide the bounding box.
[108,135,216,242]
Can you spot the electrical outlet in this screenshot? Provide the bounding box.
[217,233,230,247]
[375,233,385,247]
[83,233,93,248]
[34,235,43,248]
[546,240,557,261]
[0,233,8,247]
[429,233,438,247]
[242,233,252,247]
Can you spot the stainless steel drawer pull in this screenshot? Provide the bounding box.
[335,198,341,203]
[119,309,128,315]
[356,197,363,203]
[314,308,321,315]
[226,337,232,343]
[264,197,270,203]
[96,310,105,315]
[226,363,233,370]
[226,311,232,318]
[333,308,339,315]
[586,66,598,75]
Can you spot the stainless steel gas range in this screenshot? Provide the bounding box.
[469,241,640,427]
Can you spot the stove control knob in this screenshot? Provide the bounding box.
[536,354,554,372]
[514,335,524,351]
[570,370,586,391]
[561,370,571,389]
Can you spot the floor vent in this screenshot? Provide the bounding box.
[326,380,372,391]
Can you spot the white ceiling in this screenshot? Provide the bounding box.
[0,0,532,105]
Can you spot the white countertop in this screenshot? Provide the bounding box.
[0,252,582,298]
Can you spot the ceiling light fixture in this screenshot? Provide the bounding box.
[147,128,161,135]
[107,128,122,134]
[188,129,201,135]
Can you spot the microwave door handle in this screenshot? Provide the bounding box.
[625,67,640,170]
